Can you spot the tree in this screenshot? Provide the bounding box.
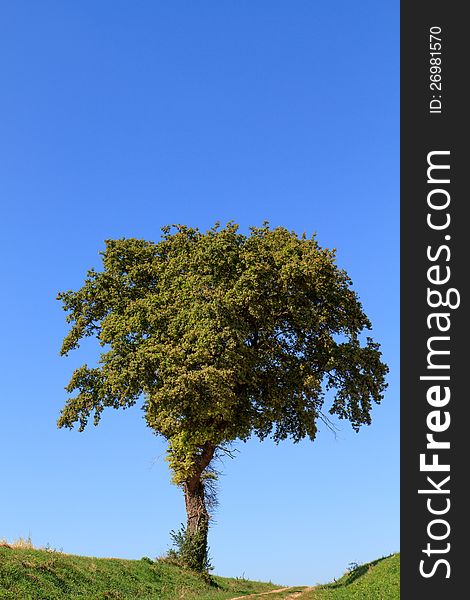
[57,222,388,572]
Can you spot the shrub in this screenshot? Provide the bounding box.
[167,524,213,576]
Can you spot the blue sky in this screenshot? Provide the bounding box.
[0,0,398,586]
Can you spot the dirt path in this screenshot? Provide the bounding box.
[285,587,315,600]
[228,586,317,600]
[228,589,292,600]
[283,589,316,600]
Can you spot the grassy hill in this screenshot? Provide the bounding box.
[0,544,399,600]
[0,545,279,600]
[212,553,400,600]
[303,553,400,599]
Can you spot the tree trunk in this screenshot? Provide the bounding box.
[181,443,215,572]
[184,476,209,537]
[183,476,210,571]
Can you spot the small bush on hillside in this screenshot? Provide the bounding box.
[166,524,213,577]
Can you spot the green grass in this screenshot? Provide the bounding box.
[0,546,400,600]
[0,546,280,600]
[303,553,400,600]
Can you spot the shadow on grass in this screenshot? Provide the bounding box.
[323,556,390,590]
[209,577,221,589]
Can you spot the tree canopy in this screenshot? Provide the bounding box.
[58,222,388,570]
